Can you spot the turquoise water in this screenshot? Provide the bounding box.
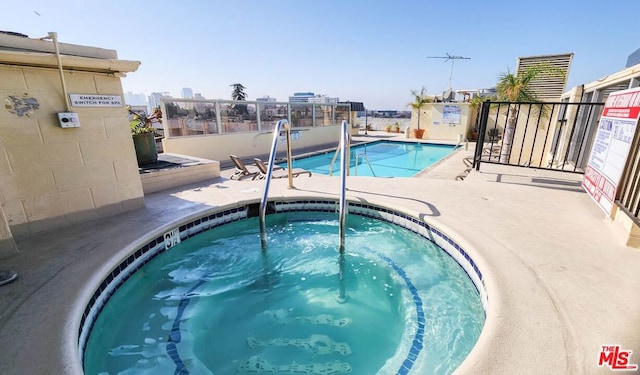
[284,141,457,177]
[84,213,484,375]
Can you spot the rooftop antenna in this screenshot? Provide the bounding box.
[426,53,471,91]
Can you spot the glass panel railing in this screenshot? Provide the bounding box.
[161,98,350,137]
[258,102,288,132]
[290,103,314,128]
[315,104,335,126]
[336,107,349,124]
[219,101,258,133]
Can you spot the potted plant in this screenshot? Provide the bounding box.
[129,107,161,165]
[385,124,392,133]
[470,125,479,141]
[408,87,433,139]
[393,122,400,133]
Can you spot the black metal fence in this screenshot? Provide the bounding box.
[473,100,605,173]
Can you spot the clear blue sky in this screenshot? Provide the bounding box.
[2,0,639,110]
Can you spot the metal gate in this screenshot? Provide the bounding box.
[473,100,604,173]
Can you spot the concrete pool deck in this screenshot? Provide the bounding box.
[1,138,639,374]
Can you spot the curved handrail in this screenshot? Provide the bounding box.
[354,153,376,176]
[328,148,340,176]
[259,119,292,249]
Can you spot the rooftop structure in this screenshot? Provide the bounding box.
[516,53,573,101]
[626,47,640,68]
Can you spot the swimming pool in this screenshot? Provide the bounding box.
[284,141,457,177]
[80,201,486,375]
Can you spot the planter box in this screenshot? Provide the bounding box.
[133,132,158,165]
[139,153,220,194]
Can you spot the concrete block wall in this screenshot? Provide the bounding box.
[0,44,143,238]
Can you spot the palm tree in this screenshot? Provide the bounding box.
[495,63,565,163]
[408,87,433,138]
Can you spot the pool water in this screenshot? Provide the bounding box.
[284,141,457,177]
[84,212,484,375]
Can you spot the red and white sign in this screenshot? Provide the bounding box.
[582,87,640,215]
[598,345,638,371]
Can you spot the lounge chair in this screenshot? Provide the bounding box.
[482,141,502,161]
[229,155,285,180]
[457,156,475,180]
[254,158,312,179]
[229,154,262,180]
[463,156,474,168]
[456,169,471,181]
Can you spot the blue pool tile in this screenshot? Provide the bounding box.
[412,339,423,350]
[402,359,414,370]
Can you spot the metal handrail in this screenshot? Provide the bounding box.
[354,153,376,176]
[338,120,348,253]
[259,119,292,249]
[337,120,349,303]
[455,134,467,149]
[328,148,340,176]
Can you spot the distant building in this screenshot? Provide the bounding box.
[289,92,315,103]
[181,87,193,99]
[289,92,339,104]
[309,95,339,104]
[256,95,276,102]
[372,110,403,118]
[124,91,147,106]
[257,96,277,112]
[516,53,573,101]
[149,92,172,111]
[626,48,640,68]
[257,96,277,104]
